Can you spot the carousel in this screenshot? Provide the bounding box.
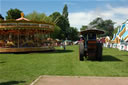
[0,13,55,52]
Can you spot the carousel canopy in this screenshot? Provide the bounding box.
[0,13,54,32]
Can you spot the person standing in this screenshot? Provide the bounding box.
[63,41,66,50]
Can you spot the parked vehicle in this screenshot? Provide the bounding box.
[79,28,104,61]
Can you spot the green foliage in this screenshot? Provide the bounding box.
[68,27,79,41]
[49,7,70,40]
[89,17,104,26]
[6,8,22,19]
[89,17,104,31]
[80,25,88,31]
[56,16,70,39]
[62,4,68,20]
[0,14,4,20]
[114,25,121,34]
[89,17,115,38]
[49,12,61,23]
[25,11,52,23]
[104,19,115,38]
[50,25,61,39]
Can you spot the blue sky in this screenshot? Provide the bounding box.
[0,0,128,30]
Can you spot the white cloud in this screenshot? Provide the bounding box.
[69,12,94,27]
[69,5,128,31]
[69,11,98,30]
[107,5,128,16]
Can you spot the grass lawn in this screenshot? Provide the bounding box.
[0,45,128,85]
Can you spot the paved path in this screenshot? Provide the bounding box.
[31,75,128,85]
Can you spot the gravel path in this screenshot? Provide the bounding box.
[30,75,128,85]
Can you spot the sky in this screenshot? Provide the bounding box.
[0,0,128,30]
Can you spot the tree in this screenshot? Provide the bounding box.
[80,25,88,31]
[104,19,114,38]
[0,14,4,20]
[68,27,79,41]
[55,15,70,39]
[25,11,52,23]
[113,25,121,34]
[26,11,61,39]
[62,4,68,20]
[49,12,63,39]
[49,5,73,40]
[89,17,104,30]
[49,11,70,40]
[49,12,61,23]
[62,4,70,39]
[6,8,22,19]
[89,17,115,38]
[50,25,61,39]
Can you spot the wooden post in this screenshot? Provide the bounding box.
[18,30,20,48]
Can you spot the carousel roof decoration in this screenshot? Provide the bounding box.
[16,13,29,21]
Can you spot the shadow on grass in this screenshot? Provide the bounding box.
[117,54,128,57]
[52,50,74,53]
[102,55,122,62]
[0,49,74,54]
[0,81,25,85]
[0,61,5,64]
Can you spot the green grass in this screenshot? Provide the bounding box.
[0,45,128,85]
